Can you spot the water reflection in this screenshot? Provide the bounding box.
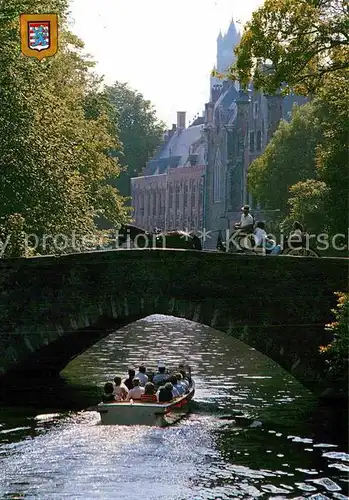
[0,315,347,499]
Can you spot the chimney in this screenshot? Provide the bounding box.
[177,111,186,130]
[165,124,176,142]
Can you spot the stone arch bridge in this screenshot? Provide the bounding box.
[0,250,347,396]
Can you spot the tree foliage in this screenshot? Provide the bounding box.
[247,67,348,236]
[247,103,321,213]
[283,179,330,233]
[231,0,349,95]
[0,0,130,255]
[320,292,349,378]
[314,69,349,234]
[104,82,165,198]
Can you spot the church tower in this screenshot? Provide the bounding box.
[210,17,241,100]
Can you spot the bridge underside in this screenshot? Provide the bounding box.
[0,249,347,398]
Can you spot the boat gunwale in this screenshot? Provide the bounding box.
[96,384,195,410]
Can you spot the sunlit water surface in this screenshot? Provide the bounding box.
[0,316,348,499]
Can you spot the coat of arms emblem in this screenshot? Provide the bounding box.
[20,14,58,60]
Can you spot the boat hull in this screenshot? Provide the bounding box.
[96,383,195,425]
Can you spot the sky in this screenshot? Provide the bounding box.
[69,0,263,127]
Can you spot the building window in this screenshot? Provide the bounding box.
[253,101,259,119]
[184,183,188,209]
[139,193,144,216]
[256,130,262,151]
[175,184,180,211]
[199,180,203,208]
[191,183,196,209]
[249,131,255,152]
[146,192,151,216]
[213,147,222,203]
[169,185,173,209]
[152,191,157,215]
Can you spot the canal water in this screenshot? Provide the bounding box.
[0,316,348,500]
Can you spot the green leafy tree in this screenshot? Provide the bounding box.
[230,0,349,94]
[0,0,129,255]
[248,103,321,213]
[314,69,349,235]
[320,292,349,379]
[283,179,329,233]
[282,70,348,236]
[105,82,165,198]
[247,71,348,236]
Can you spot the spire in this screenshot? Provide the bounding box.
[217,30,222,42]
[226,16,238,40]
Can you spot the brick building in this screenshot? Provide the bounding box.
[131,112,206,232]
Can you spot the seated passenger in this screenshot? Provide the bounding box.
[175,373,187,395]
[135,365,149,387]
[169,375,181,397]
[289,221,305,245]
[126,378,145,400]
[153,363,169,386]
[158,384,173,403]
[102,382,118,403]
[178,369,190,388]
[146,370,154,383]
[113,376,128,400]
[254,221,281,254]
[165,382,177,400]
[179,366,191,385]
[140,382,157,403]
[123,369,135,391]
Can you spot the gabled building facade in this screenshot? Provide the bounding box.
[131,112,206,232]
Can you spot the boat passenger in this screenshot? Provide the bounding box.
[158,384,173,403]
[102,382,118,403]
[113,376,128,400]
[153,363,169,386]
[169,375,181,397]
[140,382,157,403]
[135,365,149,387]
[179,363,192,380]
[174,373,187,395]
[179,369,191,387]
[123,369,136,391]
[165,381,179,400]
[126,378,145,400]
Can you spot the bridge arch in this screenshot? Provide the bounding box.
[0,249,347,396]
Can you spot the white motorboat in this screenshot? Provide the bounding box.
[96,380,195,426]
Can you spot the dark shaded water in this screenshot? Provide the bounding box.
[0,316,348,499]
